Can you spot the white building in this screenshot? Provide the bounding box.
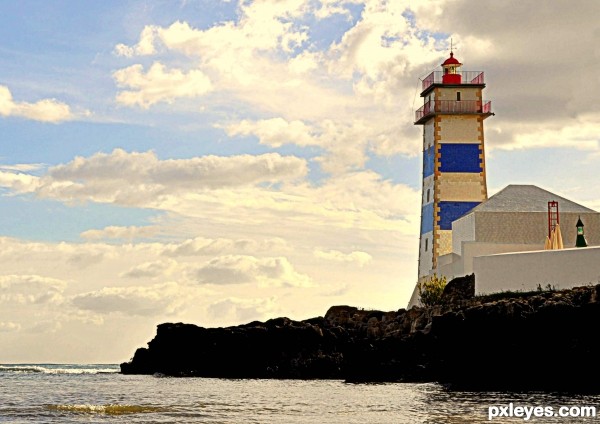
[408,184,600,307]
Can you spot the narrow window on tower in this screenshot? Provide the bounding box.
[456,91,461,101]
[427,189,430,203]
[425,238,429,251]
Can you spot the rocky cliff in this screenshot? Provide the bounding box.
[121,276,600,391]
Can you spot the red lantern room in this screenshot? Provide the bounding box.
[441,52,462,84]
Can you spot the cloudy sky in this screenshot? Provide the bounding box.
[1,0,599,363]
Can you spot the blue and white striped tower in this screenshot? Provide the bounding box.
[413,52,493,292]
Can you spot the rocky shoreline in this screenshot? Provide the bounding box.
[121,275,600,391]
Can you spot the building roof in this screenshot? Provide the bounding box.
[442,52,461,66]
[469,185,597,214]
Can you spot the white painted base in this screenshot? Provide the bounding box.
[474,246,600,295]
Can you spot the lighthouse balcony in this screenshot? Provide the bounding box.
[421,71,485,92]
[415,100,492,124]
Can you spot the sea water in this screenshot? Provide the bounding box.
[1,364,599,423]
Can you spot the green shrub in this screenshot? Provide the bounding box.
[418,274,447,306]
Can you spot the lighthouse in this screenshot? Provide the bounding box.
[406,51,600,308]
[414,51,493,283]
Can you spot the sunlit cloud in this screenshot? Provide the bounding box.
[207,296,279,323]
[0,321,22,332]
[80,225,159,241]
[189,255,315,287]
[162,236,290,257]
[0,163,45,172]
[71,282,189,317]
[113,62,213,108]
[314,249,372,267]
[0,85,76,123]
[120,259,179,279]
[0,275,67,305]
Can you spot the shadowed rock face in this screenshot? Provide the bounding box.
[441,273,475,305]
[121,318,346,379]
[121,282,600,392]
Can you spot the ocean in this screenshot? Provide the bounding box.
[1,364,599,423]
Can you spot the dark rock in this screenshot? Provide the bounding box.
[121,284,600,391]
[441,273,475,304]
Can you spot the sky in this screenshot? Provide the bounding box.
[1,0,600,363]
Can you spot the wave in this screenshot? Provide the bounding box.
[45,404,164,415]
[0,364,119,374]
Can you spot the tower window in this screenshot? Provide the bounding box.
[456,91,461,101]
[425,238,429,251]
[426,189,430,203]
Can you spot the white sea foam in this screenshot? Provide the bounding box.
[45,404,164,415]
[0,364,119,374]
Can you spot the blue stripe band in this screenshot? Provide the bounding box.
[438,201,480,230]
[439,143,482,173]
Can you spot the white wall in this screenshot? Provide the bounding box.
[453,213,476,254]
[418,230,434,278]
[408,282,421,308]
[461,241,542,275]
[437,252,463,281]
[474,246,600,295]
[424,120,434,149]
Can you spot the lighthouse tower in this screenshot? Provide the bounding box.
[414,52,493,285]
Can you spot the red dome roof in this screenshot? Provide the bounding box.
[442,52,461,66]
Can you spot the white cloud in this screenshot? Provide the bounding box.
[0,275,67,305]
[488,113,600,152]
[0,322,21,332]
[0,163,45,172]
[190,255,314,287]
[224,114,419,174]
[26,320,62,334]
[0,85,74,123]
[13,149,307,206]
[110,7,346,117]
[113,62,213,108]
[110,0,600,166]
[0,170,40,192]
[0,150,418,235]
[288,170,420,231]
[71,282,187,317]
[314,249,372,267]
[111,1,434,173]
[207,296,278,323]
[80,225,159,241]
[223,118,318,148]
[50,148,305,187]
[114,26,158,57]
[163,236,289,257]
[120,259,178,279]
[151,2,310,57]
[0,237,112,264]
[320,283,350,297]
[314,0,358,20]
[67,251,107,269]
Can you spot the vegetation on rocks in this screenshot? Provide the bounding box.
[417,274,447,306]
